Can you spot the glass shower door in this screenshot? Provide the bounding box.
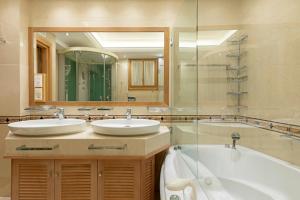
[168,0,199,199]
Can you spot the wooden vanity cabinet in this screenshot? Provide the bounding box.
[11,157,155,200]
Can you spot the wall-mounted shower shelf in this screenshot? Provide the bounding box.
[226,34,248,113]
[227,105,248,109]
[227,65,247,71]
[226,51,247,58]
[182,64,230,68]
[228,35,248,44]
[227,92,248,95]
[227,75,248,82]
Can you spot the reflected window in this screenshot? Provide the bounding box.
[129,59,158,90]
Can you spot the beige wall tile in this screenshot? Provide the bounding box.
[28,0,184,27]
[0,65,20,116]
[0,42,19,65]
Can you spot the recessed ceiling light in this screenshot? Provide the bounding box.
[90,32,164,48]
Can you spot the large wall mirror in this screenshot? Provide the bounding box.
[29,27,169,106]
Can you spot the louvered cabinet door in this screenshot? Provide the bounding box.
[141,157,155,200]
[54,160,97,200]
[99,160,140,200]
[12,159,54,200]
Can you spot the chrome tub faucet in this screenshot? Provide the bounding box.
[231,132,240,149]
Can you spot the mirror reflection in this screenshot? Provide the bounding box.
[33,31,166,103]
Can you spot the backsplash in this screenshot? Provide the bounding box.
[1,114,300,139]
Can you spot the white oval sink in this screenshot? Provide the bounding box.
[91,119,160,136]
[8,119,86,136]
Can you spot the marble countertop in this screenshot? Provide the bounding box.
[4,126,170,158]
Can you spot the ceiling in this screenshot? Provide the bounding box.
[52,32,164,59]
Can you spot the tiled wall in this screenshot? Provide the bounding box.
[0,124,10,197]
[0,1,28,195]
[0,0,22,116]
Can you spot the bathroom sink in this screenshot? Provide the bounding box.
[91,119,160,136]
[8,119,86,136]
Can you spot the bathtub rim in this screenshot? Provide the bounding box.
[179,144,300,172]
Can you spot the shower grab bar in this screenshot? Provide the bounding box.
[183,64,229,67]
[88,144,127,151]
[16,144,59,151]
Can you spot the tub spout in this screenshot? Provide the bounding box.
[231,132,240,149]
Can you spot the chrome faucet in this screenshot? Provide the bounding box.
[125,108,132,120]
[231,132,240,149]
[54,108,65,120]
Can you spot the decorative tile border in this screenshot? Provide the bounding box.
[239,116,300,138]
[0,114,238,124]
[0,116,27,124]
[1,114,300,138]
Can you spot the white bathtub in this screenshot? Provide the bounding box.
[161,145,300,200]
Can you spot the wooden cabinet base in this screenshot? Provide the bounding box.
[11,156,156,200]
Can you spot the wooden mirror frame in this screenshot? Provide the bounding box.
[28,27,170,107]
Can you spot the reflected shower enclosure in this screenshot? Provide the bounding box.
[58,48,118,101]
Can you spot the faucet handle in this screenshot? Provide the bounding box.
[231,132,240,140]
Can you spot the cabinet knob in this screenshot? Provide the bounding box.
[98,172,102,177]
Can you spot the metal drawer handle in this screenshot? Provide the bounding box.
[88,144,127,151]
[16,144,59,151]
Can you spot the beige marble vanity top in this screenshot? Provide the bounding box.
[4,126,170,158]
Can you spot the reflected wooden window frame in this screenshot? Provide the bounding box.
[34,37,52,102]
[128,59,158,91]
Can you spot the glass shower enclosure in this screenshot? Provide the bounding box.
[58,48,118,101]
